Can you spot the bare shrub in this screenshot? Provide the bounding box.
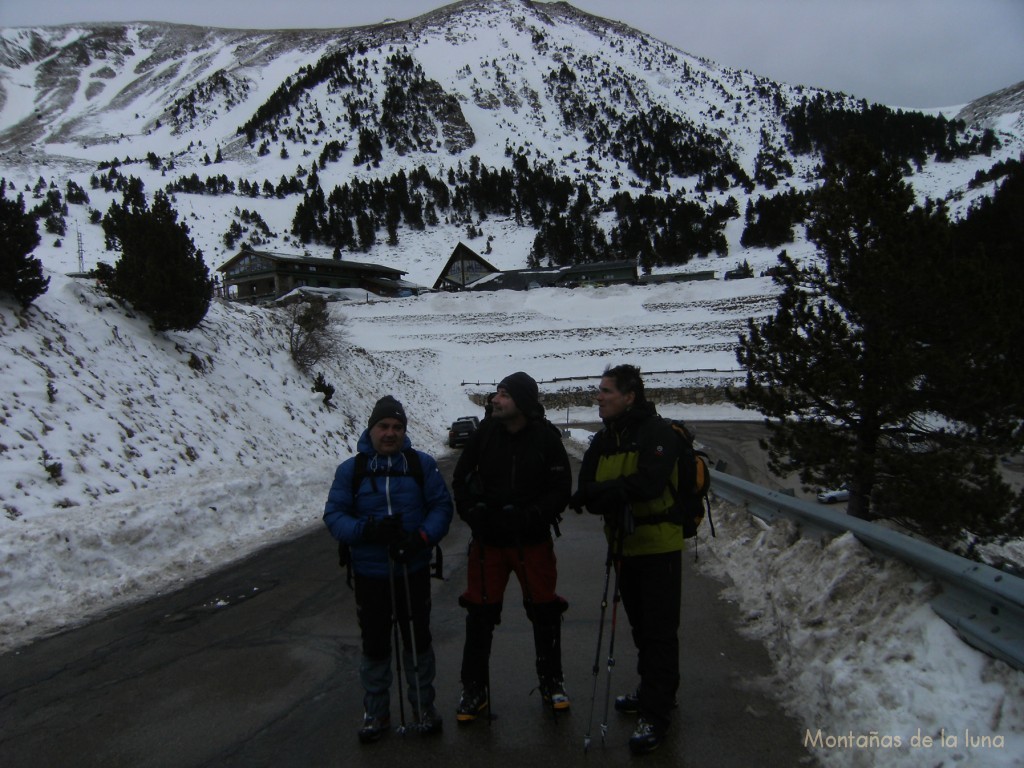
[284,297,348,374]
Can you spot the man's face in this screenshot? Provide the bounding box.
[596,376,634,421]
[490,387,520,421]
[369,418,405,455]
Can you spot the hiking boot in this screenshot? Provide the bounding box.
[614,690,639,714]
[415,704,444,735]
[456,683,489,723]
[617,689,676,714]
[538,677,571,711]
[629,716,665,755]
[357,713,390,744]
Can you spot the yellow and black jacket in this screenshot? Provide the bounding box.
[578,401,682,556]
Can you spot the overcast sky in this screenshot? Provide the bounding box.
[1,0,1021,109]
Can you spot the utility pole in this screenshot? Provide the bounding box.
[76,225,84,273]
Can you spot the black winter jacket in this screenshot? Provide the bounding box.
[452,416,572,547]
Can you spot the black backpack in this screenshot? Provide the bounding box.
[665,419,714,540]
[337,448,443,586]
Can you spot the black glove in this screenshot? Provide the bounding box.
[461,501,488,534]
[391,530,431,563]
[585,482,626,518]
[362,515,403,545]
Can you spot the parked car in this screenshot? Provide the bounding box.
[817,485,850,504]
[448,416,479,448]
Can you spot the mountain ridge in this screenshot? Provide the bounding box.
[0,0,1020,284]
[0,0,867,161]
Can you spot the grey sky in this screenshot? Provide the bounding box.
[1,0,1021,108]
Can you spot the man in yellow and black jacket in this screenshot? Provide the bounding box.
[571,364,681,756]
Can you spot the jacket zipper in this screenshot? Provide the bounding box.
[385,454,394,516]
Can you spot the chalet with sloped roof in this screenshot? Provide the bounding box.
[218,248,422,302]
[432,242,500,291]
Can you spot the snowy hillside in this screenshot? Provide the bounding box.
[0,261,769,650]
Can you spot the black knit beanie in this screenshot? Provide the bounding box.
[367,395,407,429]
[498,371,541,418]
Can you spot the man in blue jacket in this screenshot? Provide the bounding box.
[324,396,453,743]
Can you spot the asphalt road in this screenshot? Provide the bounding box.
[0,425,817,767]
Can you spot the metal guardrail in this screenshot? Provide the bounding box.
[712,471,1024,672]
[460,368,744,386]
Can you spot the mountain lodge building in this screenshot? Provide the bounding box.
[218,248,422,302]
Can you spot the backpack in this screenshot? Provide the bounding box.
[665,419,715,540]
[625,418,714,543]
[337,448,444,586]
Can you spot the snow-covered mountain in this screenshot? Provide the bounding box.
[2,0,1021,286]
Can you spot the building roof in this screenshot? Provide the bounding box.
[558,260,637,279]
[638,270,717,284]
[432,242,501,290]
[464,259,637,291]
[217,248,406,278]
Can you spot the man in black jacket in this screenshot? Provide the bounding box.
[451,372,572,723]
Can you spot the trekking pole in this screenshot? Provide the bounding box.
[583,537,614,752]
[400,560,426,732]
[599,520,626,744]
[387,554,407,735]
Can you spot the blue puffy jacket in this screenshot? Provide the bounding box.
[323,430,453,579]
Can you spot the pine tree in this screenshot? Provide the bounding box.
[101,191,212,331]
[0,186,48,307]
[734,137,1023,547]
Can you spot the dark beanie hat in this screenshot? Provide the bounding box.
[368,395,407,429]
[498,371,541,417]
